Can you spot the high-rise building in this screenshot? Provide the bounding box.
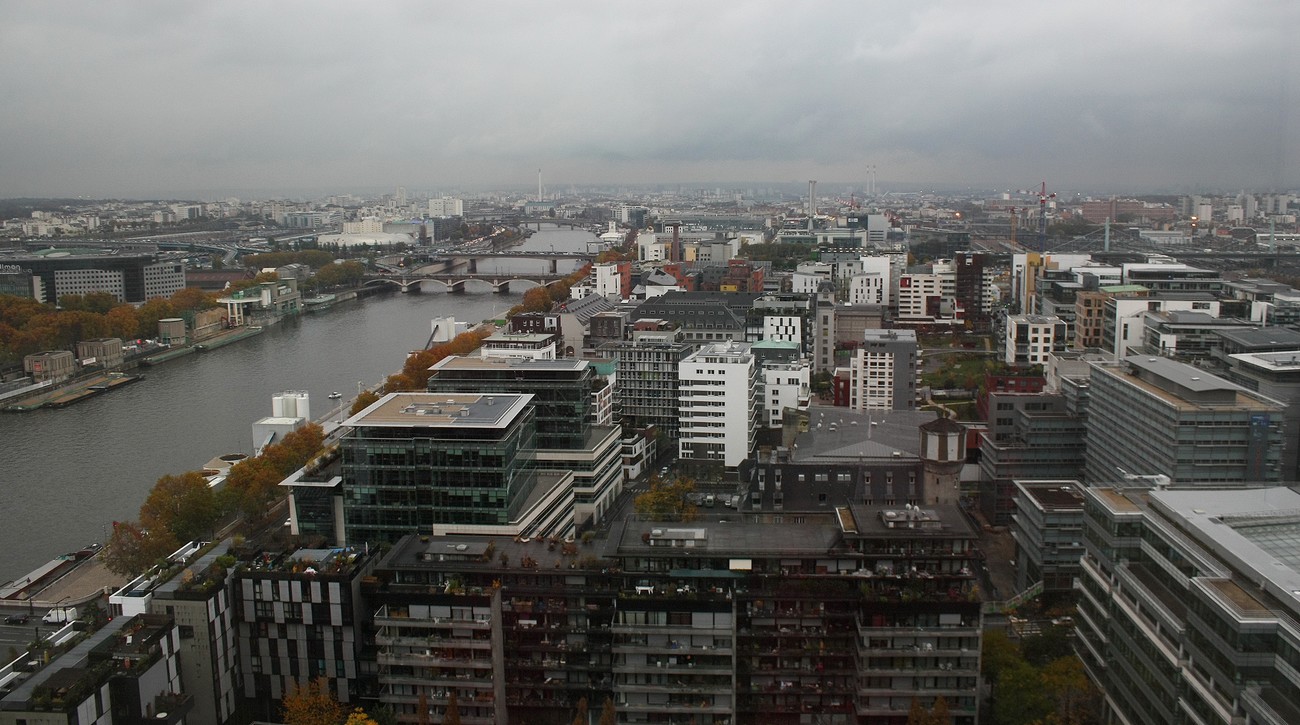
[426,197,464,217]
[427,356,624,525]
[1003,314,1068,366]
[339,392,573,543]
[834,329,918,411]
[1083,356,1284,485]
[678,341,761,468]
[601,320,693,444]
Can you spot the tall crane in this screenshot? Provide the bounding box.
[1016,182,1057,252]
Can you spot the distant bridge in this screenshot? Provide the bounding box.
[362,271,572,294]
[422,251,596,275]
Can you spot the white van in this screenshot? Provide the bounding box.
[42,607,79,625]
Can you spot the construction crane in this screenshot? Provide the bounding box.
[1016,182,1057,252]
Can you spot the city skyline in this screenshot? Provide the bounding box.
[1,1,1297,198]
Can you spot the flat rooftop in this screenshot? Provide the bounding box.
[430,356,589,373]
[343,392,532,429]
[1016,481,1086,510]
[611,519,840,557]
[1113,355,1281,411]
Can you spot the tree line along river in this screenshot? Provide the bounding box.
[0,225,593,583]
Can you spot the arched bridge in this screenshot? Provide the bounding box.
[362,272,572,294]
[423,251,596,275]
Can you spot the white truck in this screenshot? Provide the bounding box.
[42,607,79,625]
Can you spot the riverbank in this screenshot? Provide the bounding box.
[0,224,591,583]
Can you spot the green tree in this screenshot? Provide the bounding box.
[993,660,1052,725]
[139,471,220,542]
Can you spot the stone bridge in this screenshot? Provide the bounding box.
[362,272,571,294]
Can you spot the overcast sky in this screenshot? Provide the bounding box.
[2,1,1297,199]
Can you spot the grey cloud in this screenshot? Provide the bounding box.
[0,0,1296,197]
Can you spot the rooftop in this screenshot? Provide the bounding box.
[430,356,589,373]
[343,392,531,429]
[1015,481,1086,511]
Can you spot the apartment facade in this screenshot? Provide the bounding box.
[678,341,760,468]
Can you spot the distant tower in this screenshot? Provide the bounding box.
[808,180,817,232]
[919,416,966,506]
[538,169,543,202]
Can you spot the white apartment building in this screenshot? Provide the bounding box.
[427,197,464,217]
[342,218,384,234]
[479,332,557,360]
[838,329,918,411]
[792,261,833,295]
[762,359,811,428]
[762,315,802,347]
[896,273,948,319]
[678,341,760,468]
[590,262,625,300]
[142,260,186,300]
[1004,314,1067,365]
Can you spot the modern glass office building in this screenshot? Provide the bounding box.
[339,392,539,544]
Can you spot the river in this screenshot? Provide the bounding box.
[0,225,594,583]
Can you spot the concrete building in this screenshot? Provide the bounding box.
[427,196,464,217]
[812,303,887,373]
[678,341,760,468]
[1083,356,1285,485]
[977,392,1087,526]
[600,320,693,444]
[0,614,188,725]
[368,512,981,725]
[1009,481,1085,594]
[1225,349,1300,481]
[1076,485,1300,725]
[835,329,918,412]
[1004,314,1067,366]
[6,250,185,304]
[233,547,376,716]
[72,337,124,369]
[23,349,75,383]
[479,331,558,360]
[760,356,811,428]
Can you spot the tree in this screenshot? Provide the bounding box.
[102,521,178,576]
[343,709,378,725]
[282,677,344,725]
[105,304,140,340]
[1040,656,1099,725]
[634,476,698,521]
[571,696,588,725]
[135,297,177,339]
[139,471,220,542]
[169,286,217,312]
[350,390,380,415]
[598,698,616,725]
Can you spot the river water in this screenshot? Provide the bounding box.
[0,225,593,583]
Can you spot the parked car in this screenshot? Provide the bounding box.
[3,614,29,625]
